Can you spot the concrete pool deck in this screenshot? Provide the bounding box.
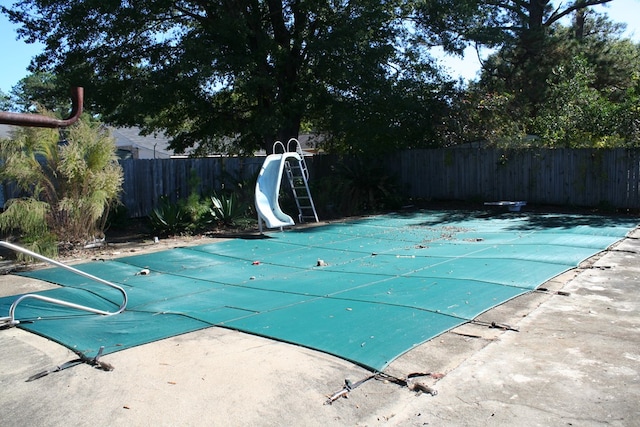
[1,226,639,426]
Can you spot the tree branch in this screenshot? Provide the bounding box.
[546,0,613,26]
[266,0,290,48]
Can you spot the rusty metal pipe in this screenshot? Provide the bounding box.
[0,87,84,128]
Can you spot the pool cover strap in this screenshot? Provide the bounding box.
[26,345,113,382]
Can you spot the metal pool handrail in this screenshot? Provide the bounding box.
[0,241,128,327]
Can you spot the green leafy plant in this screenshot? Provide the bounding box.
[104,204,130,231]
[316,158,405,217]
[0,198,58,259]
[208,192,249,227]
[147,196,191,236]
[219,168,259,218]
[0,113,123,256]
[147,168,255,235]
[182,191,211,230]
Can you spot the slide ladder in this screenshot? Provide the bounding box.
[282,139,319,223]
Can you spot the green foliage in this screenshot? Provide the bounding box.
[18,232,59,261]
[147,171,209,235]
[2,0,450,155]
[148,170,254,235]
[0,198,58,259]
[0,113,123,253]
[177,171,212,229]
[4,1,636,154]
[532,57,611,147]
[0,198,48,236]
[315,158,405,217]
[315,78,452,155]
[453,12,640,148]
[182,192,210,227]
[454,89,530,147]
[147,196,192,236]
[208,192,249,228]
[421,1,618,77]
[104,204,130,230]
[0,89,10,111]
[9,72,70,113]
[219,168,259,219]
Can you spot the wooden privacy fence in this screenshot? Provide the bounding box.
[119,148,640,217]
[385,148,640,209]
[119,155,339,217]
[120,157,265,218]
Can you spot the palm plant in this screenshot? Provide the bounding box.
[0,114,123,255]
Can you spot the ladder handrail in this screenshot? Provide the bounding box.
[272,140,286,154]
[286,138,303,154]
[0,241,128,327]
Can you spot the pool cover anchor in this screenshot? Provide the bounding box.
[471,319,520,332]
[537,287,571,297]
[324,374,376,404]
[324,371,441,405]
[25,346,114,382]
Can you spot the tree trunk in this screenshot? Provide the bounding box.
[514,1,552,110]
[574,8,586,40]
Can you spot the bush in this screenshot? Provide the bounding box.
[208,192,250,227]
[315,158,405,217]
[0,114,123,256]
[147,196,192,236]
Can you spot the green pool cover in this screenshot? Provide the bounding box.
[1,211,636,371]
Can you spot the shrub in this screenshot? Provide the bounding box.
[208,192,251,228]
[0,113,123,256]
[147,196,191,236]
[315,158,405,217]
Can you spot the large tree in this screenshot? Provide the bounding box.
[8,71,69,113]
[2,0,450,155]
[415,0,615,58]
[0,90,10,112]
[452,11,640,147]
[415,0,614,105]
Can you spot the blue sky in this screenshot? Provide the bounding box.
[1,0,640,94]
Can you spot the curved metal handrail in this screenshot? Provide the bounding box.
[0,87,84,128]
[272,140,286,154]
[286,138,301,154]
[0,241,128,327]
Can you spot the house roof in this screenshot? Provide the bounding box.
[0,124,323,157]
[0,124,176,158]
[110,127,175,159]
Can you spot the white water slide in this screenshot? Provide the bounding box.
[254,152,301,231]
[254,139,319,232]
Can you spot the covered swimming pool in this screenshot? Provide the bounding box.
[1,210,636,371]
